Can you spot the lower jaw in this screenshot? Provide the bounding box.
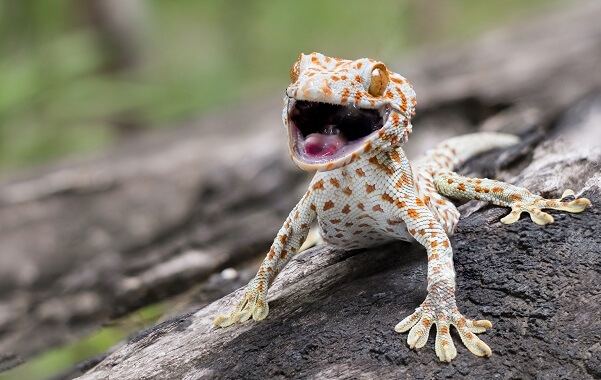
[290,130,373,168]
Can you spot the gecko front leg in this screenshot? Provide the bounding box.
[387,157,492,361]
[214,191,316,327]
[393,201,493,361]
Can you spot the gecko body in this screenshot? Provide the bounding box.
[215,52,591,361]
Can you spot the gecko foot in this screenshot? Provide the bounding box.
[501,189,591,225]
[395,301,492,362]
[214,281,269,328]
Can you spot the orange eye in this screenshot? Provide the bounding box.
[368,63,389,97]
[290,59,300,83]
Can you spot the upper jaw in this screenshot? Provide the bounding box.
[285,96,391,171]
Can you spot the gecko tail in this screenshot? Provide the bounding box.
[412,132,519,171]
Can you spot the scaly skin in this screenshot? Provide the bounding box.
[214,52,591,362]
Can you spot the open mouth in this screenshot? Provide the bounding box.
[288,100,389,165]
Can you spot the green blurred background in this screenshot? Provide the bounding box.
[0,0,571,378]
[0,0,565,176]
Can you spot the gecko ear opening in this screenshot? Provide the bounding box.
[367,63,389,97]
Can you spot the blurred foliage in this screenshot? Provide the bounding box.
[0,303,165,380]
[0,0,566,175]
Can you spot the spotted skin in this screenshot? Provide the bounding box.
[214,52,592,362]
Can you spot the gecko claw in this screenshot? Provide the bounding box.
[396,301,492,361]
[501,189,590,225]
[214,286,269,328]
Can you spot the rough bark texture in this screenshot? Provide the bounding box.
[1,1,601,379]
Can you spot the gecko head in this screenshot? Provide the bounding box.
[282,52,416,172]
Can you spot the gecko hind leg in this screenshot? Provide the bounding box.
[500,189,591,225]
[433,171,591,226]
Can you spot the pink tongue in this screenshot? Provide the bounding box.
[304,133,346,157]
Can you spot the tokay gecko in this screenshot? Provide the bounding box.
[214,52,591,361]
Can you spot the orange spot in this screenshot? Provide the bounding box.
[357,202,365,210]
[407,209,420,219]
[382,193,395,203]
[326,163,335,169]
[369,156,393,175]
[329,178,340,188]
[391,77,404,84]
[372,204,384,212]
[457,183,466,192]
[422,319,431,327]
[342,187,352,196]
[310,204,316,211]
[268,247,275,260]
[341,87,350,104]
[267,267,272,272]
[440,326,449,335]
[341,75,347,80]
[345,222,354,227]
[354,91,363,104]
[385,90,394,99]
[475,179,482,184]
[356,62,363,69]
[330,219,341,224]
[510,194,523,202]
[363,140,372,153]
[430,241,438,248]
[279,234,288,244]
[447,178,454,184]
[294,210,299,220]
[387,219,403,225]
[366,184,376,193]
[395,200,406,209]
[356,168,366,177]
[415,197,424,206]
[300,223,308,229]
[331,75,339,81]
[409,229,416,235]
[442,241,449,248]
[312,180,325,190]
[475,186,482,193]
[390,150,401,163]
[323,200,335,211]
[280,249,287,259]
[341,204,351,214]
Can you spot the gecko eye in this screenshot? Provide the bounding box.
[290,59,301,83]
[367,63,389,97]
